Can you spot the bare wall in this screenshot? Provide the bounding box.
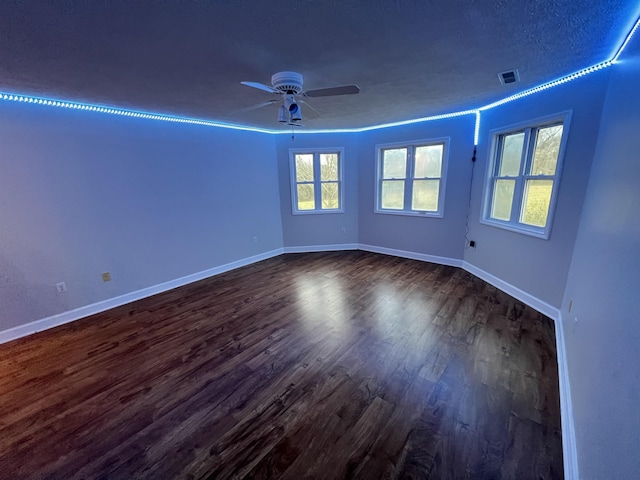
[560,39,640,478]
[0,102,282,331]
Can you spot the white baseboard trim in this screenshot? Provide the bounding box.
[283,243,359,253]
[0,248,284,345]
[358,244,463,268]
[555,313,579,480]
[461,261,561,321]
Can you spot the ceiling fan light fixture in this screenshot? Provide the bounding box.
[289,103,302,122]
[278,105,288,122]
[240,71,360,125]
[271,72,304,94]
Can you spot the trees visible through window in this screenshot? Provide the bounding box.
[376,140,448,217]
[483,113,570,239]
[290,149,344,214]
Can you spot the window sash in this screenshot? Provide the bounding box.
[291,150,343,214]
[377,142,446,215]
[489,126,562,223]
[483,114,568,238]
[320,180,340,210]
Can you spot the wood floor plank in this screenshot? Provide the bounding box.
[0,251,563,479]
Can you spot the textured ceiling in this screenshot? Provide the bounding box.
[0,1,638,130]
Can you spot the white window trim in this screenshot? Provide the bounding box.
[289,147,345,215]
[374,137,450,218]
[480,111,572,240]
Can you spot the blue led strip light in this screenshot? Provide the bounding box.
[290,109,478,135]
[613,16,640,62]
[0,91,477,135]
[0,93,275,134]
[479,61,612,111]
[1,13,638,135]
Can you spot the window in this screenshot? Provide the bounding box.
[290,148,344,214]
[482,112,571,239]
[375,139,448,217]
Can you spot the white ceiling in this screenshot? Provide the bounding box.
[1,1,638,130]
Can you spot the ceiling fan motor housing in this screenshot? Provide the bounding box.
[271,71,304,94]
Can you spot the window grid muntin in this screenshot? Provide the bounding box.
[377,141,446,216]
[290,149,344,214]
[483,114,569,239]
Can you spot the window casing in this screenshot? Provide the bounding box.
[375,138,449,217]
[481,112,571,239]
[290,148,344,214]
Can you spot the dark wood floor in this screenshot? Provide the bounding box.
[0,251,563,479]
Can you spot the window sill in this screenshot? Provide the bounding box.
[479,218,550,239]
[374,209,443,219]
[292,209,345,215]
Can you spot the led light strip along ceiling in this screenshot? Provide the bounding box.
[1,14,639,138]
[0,94,274,134]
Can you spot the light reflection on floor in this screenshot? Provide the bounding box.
[293,273,351,338]
[293,269,443,347]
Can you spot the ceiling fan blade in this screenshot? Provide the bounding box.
[233,99,279,114]
[299,100,320,119]
[302,84,360,98]
[240,81,280,94]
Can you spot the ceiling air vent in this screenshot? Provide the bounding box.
[498,69,520,85]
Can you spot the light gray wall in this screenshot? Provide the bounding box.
[0,102,282,331]
[357,116,476,259]
[464,73,609,307]
[276,133,359,247]
[560,41,640,478]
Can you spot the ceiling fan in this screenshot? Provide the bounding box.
[239,71,360,124]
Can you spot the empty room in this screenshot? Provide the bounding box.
[1,2,639,479]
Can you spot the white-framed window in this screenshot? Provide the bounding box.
[481,111,571,239]
[375,138,449,217]
[289,148,344,214]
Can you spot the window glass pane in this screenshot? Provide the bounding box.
[321,182,339,209]
[381,180,404,209]
[382,149,407,179]
[499,133,524,176]
[320,153,339,181]
[297,184,315,210]
[531,125,563,176]
[414,145,443,178]
[521,179,553,227]
[490,179,515,221]
[412,180,439,211]
[295,154,314,182]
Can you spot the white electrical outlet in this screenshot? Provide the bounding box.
[56,282,67,293]
[252,236,258,243]
[341,227,346,233]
